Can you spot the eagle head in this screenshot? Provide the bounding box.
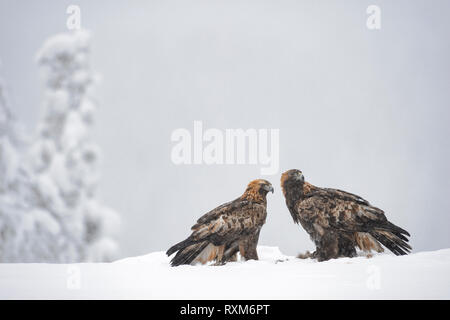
[281,169,305,195]
[242,179,274,201]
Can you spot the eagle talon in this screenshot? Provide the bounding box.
[296,250,316,259]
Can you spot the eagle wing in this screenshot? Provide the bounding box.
[167,198,267,266]
[190,198,267,244]
[314,188,387,231]
[297,186,411,255]
[192,199,240,227]
[323,188,370,206]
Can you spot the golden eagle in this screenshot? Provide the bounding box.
[166,179,273,266]
[281,169,411,261]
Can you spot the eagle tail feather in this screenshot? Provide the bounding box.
[390,231,409,243]
[166,238,194,257]
[385,221,411,237]
[371,229,411,256]
[170,241,209,266]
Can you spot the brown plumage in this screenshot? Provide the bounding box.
[166,179,273,266]
[281,169,411,261]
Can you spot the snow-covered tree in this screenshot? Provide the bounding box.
[0,71,19,192]
[0,64,22,259]
[0,31,120,262]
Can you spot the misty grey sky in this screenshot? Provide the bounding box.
[1,0,450,258]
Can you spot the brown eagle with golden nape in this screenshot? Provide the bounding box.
[166,179,273,266]
[281,169,411,261]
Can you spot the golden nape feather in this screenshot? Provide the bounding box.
[281,169,411,261]
[166,179,273,266]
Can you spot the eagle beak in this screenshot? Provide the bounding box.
[262,184,274,193]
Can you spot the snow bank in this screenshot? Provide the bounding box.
[0,246,449,299]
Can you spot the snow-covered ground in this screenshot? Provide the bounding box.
[1,246,449,299]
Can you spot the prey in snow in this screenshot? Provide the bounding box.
[166,179,274,266]
[281,169,411,262]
